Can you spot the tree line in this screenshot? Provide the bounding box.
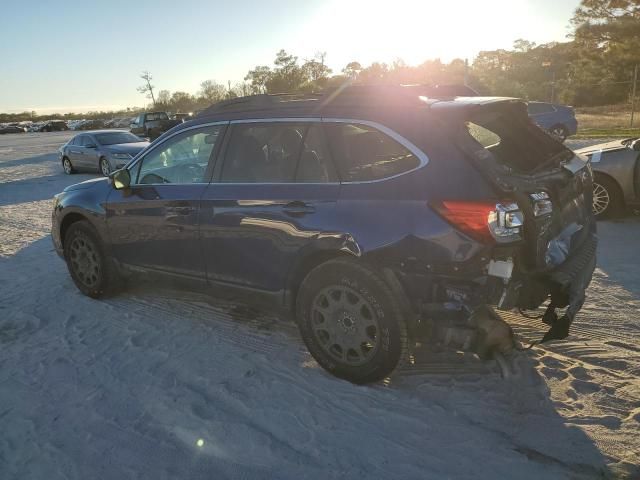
[2,0,638,123]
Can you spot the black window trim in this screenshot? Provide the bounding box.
[210,117,429,185]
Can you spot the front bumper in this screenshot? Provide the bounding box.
[51,200,64,258]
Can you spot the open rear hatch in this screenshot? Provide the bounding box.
[451,100,597,341]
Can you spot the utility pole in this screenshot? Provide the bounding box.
[550,70,556,104]
[464,58,469,87]
[630,64,638,128]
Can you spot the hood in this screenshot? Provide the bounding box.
[574,138,633,156]
[63,177,108,192]
[104,142,150,156]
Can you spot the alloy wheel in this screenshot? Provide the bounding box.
[100,158,111,176]
[69,236,101,288]
[550,126,567,141]
[592,182,610,216]
[311,285,381,366]
[63,158,72,174]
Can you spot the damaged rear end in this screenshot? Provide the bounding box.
[419,99,597,354]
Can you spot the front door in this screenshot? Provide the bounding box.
[105,123,226,278]
[199,121,340,293]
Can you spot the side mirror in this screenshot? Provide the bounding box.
[130,123,137,129]
[111,169,131,190]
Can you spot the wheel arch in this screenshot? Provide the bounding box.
[59,212,92,249]
[285,249,355,314]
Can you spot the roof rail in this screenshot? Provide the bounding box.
[197,84,479,117]
[199,93,323,116]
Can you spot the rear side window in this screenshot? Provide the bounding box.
[324,123,419,181]
[220,122,337,183]
[146,112,168,121]
[527,103,555,115]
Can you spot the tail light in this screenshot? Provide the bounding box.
[434,200,524,244]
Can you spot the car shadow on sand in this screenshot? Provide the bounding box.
[0,237,621,478]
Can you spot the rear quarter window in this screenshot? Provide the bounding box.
[324,123,420,181]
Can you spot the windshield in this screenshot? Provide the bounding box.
[95,132,144,145]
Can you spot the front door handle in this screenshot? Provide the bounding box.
[166,206,196,216]
[283,201,315,216]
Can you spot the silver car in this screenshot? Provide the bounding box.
[575,138,640,218]
[59,131,150,176]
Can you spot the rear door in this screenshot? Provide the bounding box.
[130,114,145,135]
[199,120,340,293]
[105,123,226,277]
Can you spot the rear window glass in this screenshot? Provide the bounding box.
[146,112,168,121]
[527,103,555,115]
[459,106,571,173]
[324,123,419,181]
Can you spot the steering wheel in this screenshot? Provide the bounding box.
[176,162,205,182]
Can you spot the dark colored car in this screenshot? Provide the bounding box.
[0,125,27,134]
[41,120,69,132]
[130,111,183,140]
[59,131,149,176]
[574,137,640,218]
[52,86,597,383]
[527,101,578,142]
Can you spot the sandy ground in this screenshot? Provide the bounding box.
[1,132,639,479]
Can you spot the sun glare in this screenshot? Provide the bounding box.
[301,0,533,67]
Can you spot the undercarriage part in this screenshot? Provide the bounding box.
[422,303,515,360]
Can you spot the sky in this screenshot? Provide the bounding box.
[0,0,581,114]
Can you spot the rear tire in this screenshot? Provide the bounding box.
[296,258,408,384]
[548,124,568,142]
[63,220,119,298]
[592,174,623,219]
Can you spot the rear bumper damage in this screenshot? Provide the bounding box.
[411,227,597,357]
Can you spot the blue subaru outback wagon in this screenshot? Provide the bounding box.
[52,86,597,383]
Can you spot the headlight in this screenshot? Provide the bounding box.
[111,153,132,160]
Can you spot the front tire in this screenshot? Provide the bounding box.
[592,174,622,219]
[62,156,75,174]
[99,157,111,176]
[296,258,408,384]
[63,221,118,298]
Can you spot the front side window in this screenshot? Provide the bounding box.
[135,125,223,184]
[324,123,420,181]
[79,135,94,147]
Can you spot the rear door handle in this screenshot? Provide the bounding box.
[283,201,315,216]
